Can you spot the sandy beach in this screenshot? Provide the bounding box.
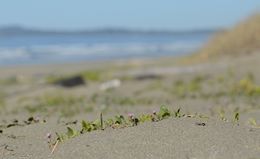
[0,51,260,159]
[1,1,260,158]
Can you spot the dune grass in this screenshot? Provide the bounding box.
[189,13,260,62]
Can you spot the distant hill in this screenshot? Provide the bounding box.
[192,14,260,61]
[0,25,217,36]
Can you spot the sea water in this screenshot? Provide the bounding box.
[0,32,212,66]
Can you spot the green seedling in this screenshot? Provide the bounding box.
[158,105,171,120]
[55,132,67,142]
[50,106,213,152]
[128,113,139,126]
[218,109,227,121]
[81,120,93,132]
[66,127,79,138]
[233,112,240,123]
[105,118,114,127]
[174,108,181,118]
[81,119,100,133]
[114,115,125,124]
[248,118,260,128]
[139,114,153,123]
[100,113,104,130]
[92,119,101,130]
[54,127,79,144]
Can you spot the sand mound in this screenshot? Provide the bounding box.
[54,118,260,159]
[0,118,253,159]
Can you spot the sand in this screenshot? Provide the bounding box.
[1,118,259,159]
[0,53,260,159]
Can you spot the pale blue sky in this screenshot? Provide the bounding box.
[0,0,260,30]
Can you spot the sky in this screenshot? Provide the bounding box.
[0,0,260,30]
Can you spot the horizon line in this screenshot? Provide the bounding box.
[0,24,223,33]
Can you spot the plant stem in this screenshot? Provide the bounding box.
[51,140,59,154]
[100,113,104,130]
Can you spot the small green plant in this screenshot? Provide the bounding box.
[66,127,79,138]
[100,113,104,130]
[81,120,94,132]
[48,105,213,154]
[174,108,181,118]
[233,112,240,123]
[248,118,260,128]
[158,105,171,120]
[218,109,227,121]
[139,114,153,123]
[114,115,125,124]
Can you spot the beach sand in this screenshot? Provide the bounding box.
[0,53,260,159]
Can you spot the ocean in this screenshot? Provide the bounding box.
[0,32,212,66]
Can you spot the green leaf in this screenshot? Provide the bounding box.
[248,118,257,126]
[233,112,239,122]
[139,114,152,123]
[158,105,171,119]
[82,120,92,132]
[105,118,114,126]
[114,115,125,124]
[56,132,66,142]
[174,108,181,118]
[66,127,78,138]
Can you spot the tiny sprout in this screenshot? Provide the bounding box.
[235,112,239,121]
[175,108,181,118]
[233,112,240,124]
[158,105,171,119]
[51,106,199,148]
[128,113,134,119]
[46,132,52,140]
[248,118,260,128]
[100,113,104,130]
[248,118,257,126]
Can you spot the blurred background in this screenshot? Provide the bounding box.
[0,1,260,121]
[0,1,259,65]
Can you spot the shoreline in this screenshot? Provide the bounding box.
[0,54,185,78]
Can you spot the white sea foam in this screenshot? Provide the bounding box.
[0,42,202,65]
